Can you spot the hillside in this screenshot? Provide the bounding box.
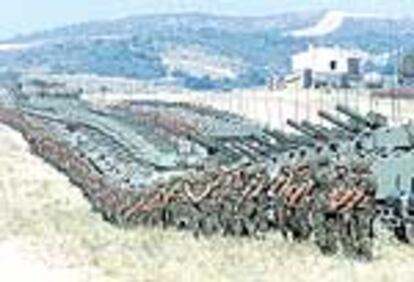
[1,11,414,90]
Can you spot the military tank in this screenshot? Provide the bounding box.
[0,91,281,235]
[280,105,414,245]
[0,87,413,259]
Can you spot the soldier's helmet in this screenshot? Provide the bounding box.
[334,157,349,175]
[315,155,330,167]
[355,175,376,196]
[280,164,290,173]
[313,163,330,187]
[351,159,372,175]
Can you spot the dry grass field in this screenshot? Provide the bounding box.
[1,123,414,282]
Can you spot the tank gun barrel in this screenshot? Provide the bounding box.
[263,128,292,145]
[249,135,285,152]
[318,110,359,134]
[186,134,220,155]
[216,136,265,160]
[301,121,331,141]
[287,119,320,141]
[235,137,268,157]
[219,142,245,159]
[227,142,261,161]
[335,105,373,129]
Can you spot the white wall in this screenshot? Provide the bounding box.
[292,47,360,74]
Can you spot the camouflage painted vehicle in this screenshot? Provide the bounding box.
[1,87,414,260]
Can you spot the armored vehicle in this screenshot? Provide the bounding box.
[1,87,414,259]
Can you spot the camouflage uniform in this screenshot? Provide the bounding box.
[348,161,376,260]
[312,158,339,255]
[331,163,354,257]
[287,163,314,241]
[278,163,305,241]
[272,165,293,239]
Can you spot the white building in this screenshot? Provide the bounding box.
[290,46,367,89]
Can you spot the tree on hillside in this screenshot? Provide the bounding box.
[400,52,414,78]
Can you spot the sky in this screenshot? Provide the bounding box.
[1,0,414,39]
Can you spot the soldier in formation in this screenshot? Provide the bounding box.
[117,147,376,260]
[271,164,293,239]
[285,161,315,241]
[348,160,376,260]
[274,158,321,243]
[273,155,377,260]
[312,157,376,259]
[312,156,339,255]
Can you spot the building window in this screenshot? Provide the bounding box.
[348,58,360,76]
[330,60,337,71]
